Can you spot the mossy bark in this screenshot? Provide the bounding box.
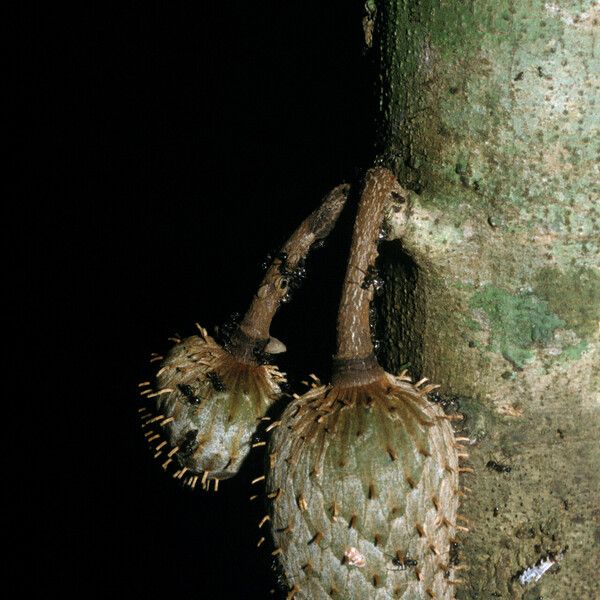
[374,2,599,598]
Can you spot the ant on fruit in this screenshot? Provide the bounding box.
[206,371,226,392]
[385,551,417,572]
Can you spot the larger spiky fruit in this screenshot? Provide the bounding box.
[148,326,285,481]
[267,372,462,599]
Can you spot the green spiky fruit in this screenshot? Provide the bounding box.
[146,326,285,484]
[267,372,462,599]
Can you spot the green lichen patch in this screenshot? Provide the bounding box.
[561,339,588,362]
[534,266,600,338]
[469,285,565,369]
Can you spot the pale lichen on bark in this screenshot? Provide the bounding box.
[374,1,599,597]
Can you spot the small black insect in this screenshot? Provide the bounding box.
[386,552,417,571]
[280,257,306,281]
[279,380,293,396]
[391,190,406,203]
[177,383,201,405]
[449,541,460,566]
[252,342,271,366]
[368,304,378,328]
[178,429,199,458]
[217,312,241,350]
[486,460,512,473]
[263,250,292,273]
[206,371,226,392]
[260,253,274,271]
[278,256,307,307]
[361,265,384,295]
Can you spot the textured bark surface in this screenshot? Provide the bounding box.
[375,1,599,598]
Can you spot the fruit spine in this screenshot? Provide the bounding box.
[267,168,465,599]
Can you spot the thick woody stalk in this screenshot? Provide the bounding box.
[230,184,350,362]
[333,167,400,385]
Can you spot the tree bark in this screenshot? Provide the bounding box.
[373,1,599,598]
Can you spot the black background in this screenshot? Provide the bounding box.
[27,2,376,597]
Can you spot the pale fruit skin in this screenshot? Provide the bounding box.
[153,327,285,480]
[267,372,461,600]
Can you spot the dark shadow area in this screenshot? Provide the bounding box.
[375,240,423,379]
[26,2,377,598]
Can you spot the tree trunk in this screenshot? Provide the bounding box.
[373,1,599,598]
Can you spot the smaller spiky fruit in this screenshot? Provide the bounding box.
[139,184,350,486]
[267,373,462,600]
[151,326,286,480]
